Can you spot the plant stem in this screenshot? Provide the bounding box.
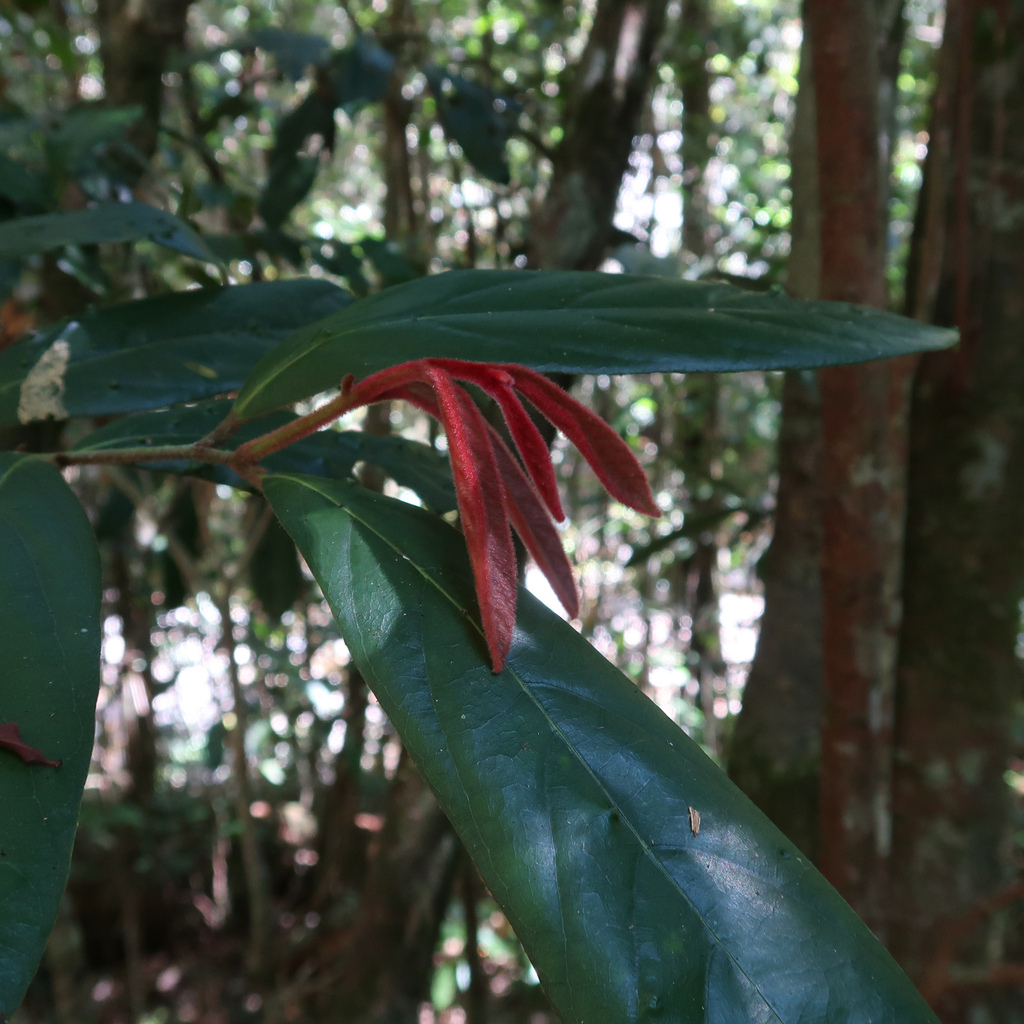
[234,389,357,463]
[233,363,423,462]
[57,443,236,468]
[197,409,244,449]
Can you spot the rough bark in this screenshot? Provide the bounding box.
[728,371,824,859]
[528,0,671,270]
[807,0,911,931]
[728,10,824,860]
[95,0,193,158]
[888,5,1024,1017]
[310,755,460,1024]
[679,0,713,263]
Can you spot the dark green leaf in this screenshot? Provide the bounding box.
[0,114,40,152]
[263,474,940,1024]
[327,35,395,111]
[267,93,336,170]
[92,486,135,543]
[0,106,141,173]
[233,270,958,419]
[205,229,309,269]
[246,28,331,80]
[259,154,321,229]
[0,202,218,263]
[0,454,100,1017]
[0,261,19,307]
[0,280,353,426]
[251,512,306,619]
[310,239,368,292]
[42,105,144,179]
[356,236,418,285]
[71,400,456,511]
[0,153,51,212]
[424,67,515,183]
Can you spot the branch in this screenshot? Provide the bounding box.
[921,878,1024,1003]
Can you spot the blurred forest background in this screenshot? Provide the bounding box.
[1,0,1023,1022]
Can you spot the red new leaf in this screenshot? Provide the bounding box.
[0,721,61,767]
[506,367,660,517]
[487,430,579,619]
[422,365,518,671]
[248,356,659,671]
[433,360,566,521]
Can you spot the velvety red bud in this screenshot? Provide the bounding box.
[487,429,579,620]
[341,358,659,671]
[433,360,565,521]
[505,367,660,517]
[422,365,517,672]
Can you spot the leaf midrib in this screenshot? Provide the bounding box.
[237,282,952,416]
[280,473,786,1023]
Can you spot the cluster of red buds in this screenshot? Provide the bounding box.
[335,359,660,671]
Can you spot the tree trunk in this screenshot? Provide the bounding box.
[888,6,1024,1020]
[309,755,460,1024]
[807,0,912,933]
[528,0,671,270]
[95,0,193,158]
[679,0,713,264]
[727,18,824,860]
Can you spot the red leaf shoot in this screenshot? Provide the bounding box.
[506,367,660,517]
[423,365,518,671]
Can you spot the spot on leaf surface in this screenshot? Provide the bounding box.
[0,722,61,767]
[18,337,70,423]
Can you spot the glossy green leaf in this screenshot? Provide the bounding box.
[0,280,353,427]
[0,202,218,263]
[71,400,456,512]
[424,67,515,184]
[233,269,958,419]
[0,454,101,1018]
[263,474,941,1024]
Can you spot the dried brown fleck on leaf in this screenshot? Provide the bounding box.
[0,722,61,768]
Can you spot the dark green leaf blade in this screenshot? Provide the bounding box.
[328,35,395,111]
[424,67,514,184]
[0,454,101,1018]
[263,474,940,1024]
[233,270,958,419]
[0,202,219,263]
[259,153,321,229]
[0,280,353,427]
[246,28,331,80]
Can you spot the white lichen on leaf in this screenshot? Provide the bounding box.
[18,338,70,423]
